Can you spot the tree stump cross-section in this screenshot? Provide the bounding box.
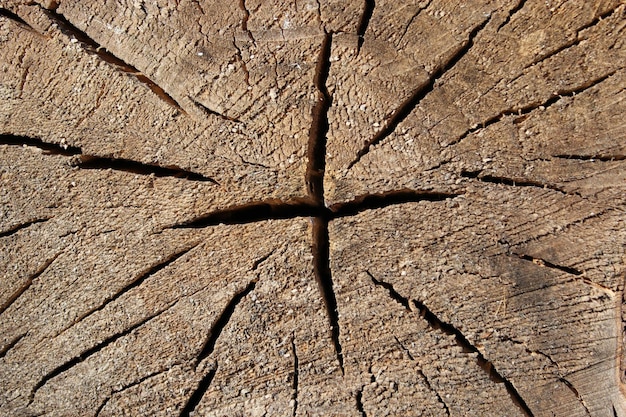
[1,1,625,416]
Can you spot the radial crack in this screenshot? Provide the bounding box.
[367,271,410,310]
[553,154,626,162]
[0,217,51,238]
[72,155,218,183]
[179,364,218,417]
[312,217,344,374]
[189,95,243,123]
[0,134,81,155]
[347,14,492,169]
[460,170,566,194]
[0,7,36,32]
[356,0,375,54]
[95,368,168,416]
[450,70,617,147]
[559,377,591,416]
[512,253,582,276]
[238,0,256,44]
[57,244,200,337]
[398,1,431,45]
[0,333,25,359]
[195,280,256,367]
[355,388,367,416]
[40,7,185,112]
[0,252,60,316]
[29,302,175,403]
[171,198,319,228]
[291,336,299,417]
[331,189,461,217]
[306,32,333,203]
[411,298,535,417]
[496,0,528,31]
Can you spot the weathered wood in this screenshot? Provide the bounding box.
[1,0,625,416]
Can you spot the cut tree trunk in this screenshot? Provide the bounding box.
[1,1,625,416]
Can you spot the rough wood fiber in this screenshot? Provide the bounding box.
[1,0,625,416]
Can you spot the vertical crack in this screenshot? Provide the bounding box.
[291,335,299,417]
[355,388,367,416]
[558,377,591,416]
[347,14,492,169]
[178,364,218,417]
[312,217,344,374]
[306,32,333,203]
[356,0,375,54]
[239,0,256,44]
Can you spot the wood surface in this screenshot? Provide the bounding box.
[1,0,625,416]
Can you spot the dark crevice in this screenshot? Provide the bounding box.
[496,0,528,31]
[239,0,256,44]
[195,281,256,367]
[172,198,320,228]
[411,298,534,417]
[356,0,375,54]
[252,250,275,270]
[0,8,35,31]
[174,189,460,228]
[460,170,566,194]
[613,404,618,417]
[306,32,333,203]
[367,271,410,310]
[291,336,299,417]
[58,244,200,337]
[347,14,492,169]
[0,134,81,155]
[499,336,560,369]
[0,333,26,359]
[312,217,344,374]
[179,364,218,417]
[0,217,51,238]
[189,95,242,123]
[355,388,367,416]
[73,155,219,183]
[0,252,60,316]
[553,154,626,162]
[40,7,184,113]
[232,39,251,87]
[513,253,582,276]
[331,189,460,217]
[559,377,591,416]
[29,303,173,403]
[95,368,167,416]
[450,71,616,147]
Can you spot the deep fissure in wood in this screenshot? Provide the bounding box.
[178,365,218,417]
[195,281,257,367]
[356,0,375,53]
[348,14,492,169]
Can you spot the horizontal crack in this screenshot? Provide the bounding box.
[41,7,184,113]
[512,253,582,276]
[0,217,52,238]
[460,170,566,194]
[331,189,461,217]
[0,134,81,155]
[72,155,219,183]
[188,96,242,123]
[347,14,492,169]
[95,368,168,416]
[553,154,626,162]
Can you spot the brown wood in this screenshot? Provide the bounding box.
[1,0,625,416]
